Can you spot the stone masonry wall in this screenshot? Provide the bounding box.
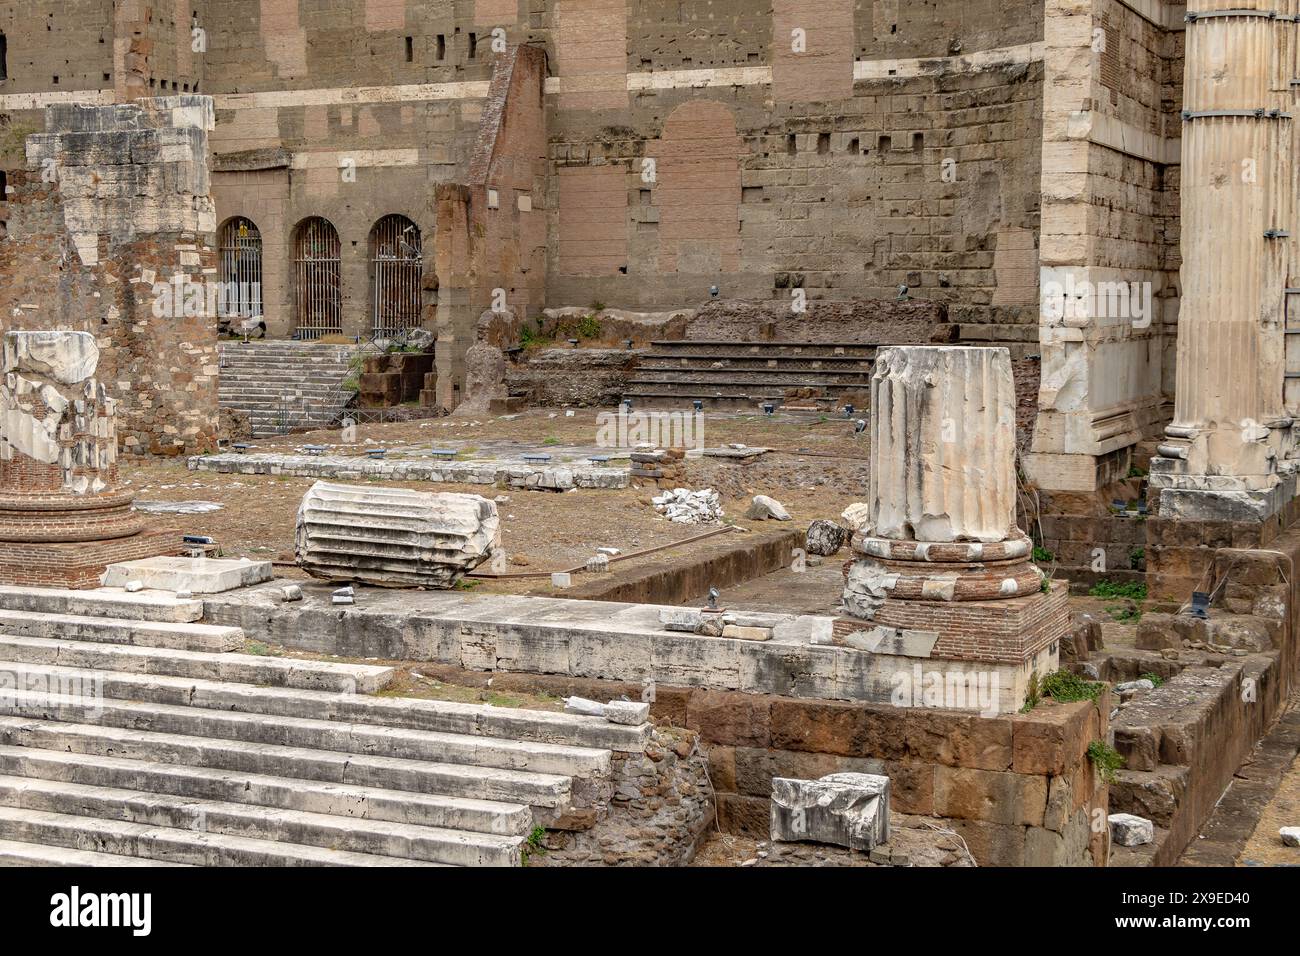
[411,665,1112,868]
[0,96,220,456]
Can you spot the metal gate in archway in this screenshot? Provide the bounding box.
[218,217,264,319]
[293,217,342,339]
[369,214,423,337]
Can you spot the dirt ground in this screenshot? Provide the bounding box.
[1238,710,1300,866]
[123,408,869,595]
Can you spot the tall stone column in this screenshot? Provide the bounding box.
[838,346,1065,714]
[0,331,176,589]
[1149,5,1297,521]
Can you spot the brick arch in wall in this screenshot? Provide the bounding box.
[646,100,744,275]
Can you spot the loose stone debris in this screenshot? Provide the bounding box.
[652,488,724,524]
[805,519,848,556]
[1109,814,1155,848]
[745,495,792,521]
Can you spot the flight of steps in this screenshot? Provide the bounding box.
[624,341,877,409]
[218,341,359,437]
[0,586,641,867]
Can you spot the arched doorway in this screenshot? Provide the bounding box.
[217,217,264,319]
[292,217,342,338]
[369,214,423,337]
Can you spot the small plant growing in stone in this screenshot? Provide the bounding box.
[1041,669,1104,703]
[1032,545,1055,563]
[1129,547,1146,570]
[576,313,602,339]
[1139,672,1165,688]
[543,435,560,446]
[520,825,547,865]
[1087,740,1125,783]
[1020,670,1042,713]
[1089,580,1147,601]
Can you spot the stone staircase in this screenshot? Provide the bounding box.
[218,341,359,438]
[624,340,877,409]
[0,586,641,866]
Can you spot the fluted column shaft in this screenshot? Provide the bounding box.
[865,346,1018,543]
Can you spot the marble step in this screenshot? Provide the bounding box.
[0,609,242,652]
[0,836,191,866]
[0,654,647,750]
[0,586,204,623]
[0,746,532,836]
[0,776,522,866]
[0,715,575,809]
[0,683,611,778]
[0,805,443,867]
[0,635,396,693]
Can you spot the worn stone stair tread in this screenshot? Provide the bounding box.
[0,680,610,777]
[0,635,396,693]
[0,609,243,652]
[0,745,533,835]
[0,653,646,750]
[0,586,204,624]
[0,776,523,866]
[0,805,446,867]
[0,715,574,807]
[0,837,193,867]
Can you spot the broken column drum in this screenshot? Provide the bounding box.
[295,480,501,588]
[0,330,176,588]
[838,347,1064,710]
[844,346,1041,620]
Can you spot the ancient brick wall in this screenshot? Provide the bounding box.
[0,1,1191,439]
[433,42,548,406]
[0,97,220,456]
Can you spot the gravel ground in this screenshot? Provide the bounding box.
[123,408,873,594]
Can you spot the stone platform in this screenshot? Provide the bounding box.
[206,581,1037,713]
[101,557,274,594]
[188,451,629,491]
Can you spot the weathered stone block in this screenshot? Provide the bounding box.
[770,773,890,851]
[1109,813,1154,847]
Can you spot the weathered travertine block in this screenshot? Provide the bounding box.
[770,773,891,851]
[865,346,1017,543]
[295,481,500,588]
